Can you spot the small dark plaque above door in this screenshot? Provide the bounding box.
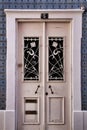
[41,13,49,19]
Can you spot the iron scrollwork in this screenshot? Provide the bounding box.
[48,37,64,81]
[24,37,39,80]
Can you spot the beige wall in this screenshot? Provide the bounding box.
[0,111,5,130]
[0,111,87,130]
[74,111,87,130]
[0,111,15,130]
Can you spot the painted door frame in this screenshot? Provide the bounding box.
[5,9,83,130]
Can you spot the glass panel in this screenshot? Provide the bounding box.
[24,37,39,80]
[48,37,64,81]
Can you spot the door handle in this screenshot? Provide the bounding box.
[49,85,54,94]
[35,85,40,94]
[45,92,48,96]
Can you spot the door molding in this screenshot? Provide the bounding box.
[5,9,84,130]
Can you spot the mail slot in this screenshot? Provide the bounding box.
[24,97,39,124]
[25,110,37,115]
[25,99,37,103]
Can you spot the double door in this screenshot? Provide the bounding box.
[17,21,71,130]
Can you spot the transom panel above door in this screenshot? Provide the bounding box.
[17,21,71,130]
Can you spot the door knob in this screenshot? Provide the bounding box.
[45,92,48,96]
[35,85,40,94]
[49,85,54,94]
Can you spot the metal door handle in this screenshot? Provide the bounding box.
[45,92,48,96]
[35,85,40,94]
[49,85,54,94]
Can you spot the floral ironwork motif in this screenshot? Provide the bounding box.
[24,37,39,80]
[48,37,64,80]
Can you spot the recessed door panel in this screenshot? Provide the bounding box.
[47,96,64,124]
[17,22,71,130]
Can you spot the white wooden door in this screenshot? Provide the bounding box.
[17,21,71,130]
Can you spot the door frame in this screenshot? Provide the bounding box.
[5,9,84,130]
